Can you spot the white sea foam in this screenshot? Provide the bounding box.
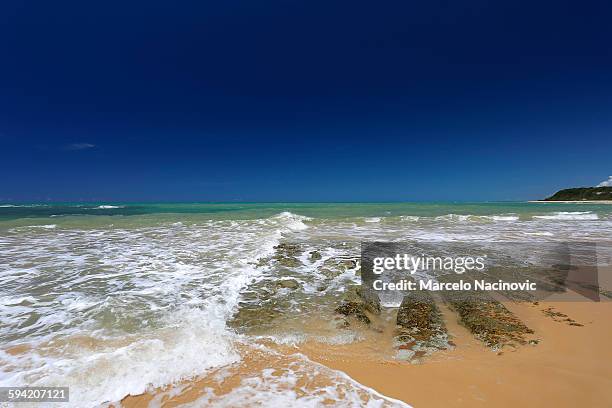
[399,215,420,222]
[94,205,124,209]
[0,212,314,407]
[3,309,240,406]
[269,211,311,231]
[177,352,410,408]
[0,204,48,208]
[19,224,57,229]
[1,209,612,406]
[435,214,471,222]
[532,211,599,220]
[434,214,519,222]
[485,215,520,222]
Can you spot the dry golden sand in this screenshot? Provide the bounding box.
[121,298,612,408]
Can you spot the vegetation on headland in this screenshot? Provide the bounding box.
[544,186,612,201]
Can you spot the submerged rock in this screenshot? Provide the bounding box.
[356,286,381,314]
[339,259,358,270]
[273,243,302,268]
[275,256,301,268]
[230,301,281,331]
[310,250,322,261]
[334,285,381,325]
[277,279,300,290]
[273,243,301,256]
[319,257,360,280]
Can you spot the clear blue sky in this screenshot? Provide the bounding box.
[1,0,611,202]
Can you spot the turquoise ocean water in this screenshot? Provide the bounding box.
[0,202,611,406]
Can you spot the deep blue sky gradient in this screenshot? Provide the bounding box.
[1,0,611,201]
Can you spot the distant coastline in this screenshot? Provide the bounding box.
[529,200,612,204]
[540,186,612,202]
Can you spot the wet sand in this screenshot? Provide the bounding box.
[304,300,612,407]
[121,297,612,408]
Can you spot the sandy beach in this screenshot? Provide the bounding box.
[121,294,612,408]
[2,204,611,407]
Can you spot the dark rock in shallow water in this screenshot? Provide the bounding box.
[319,257,360,280]
[335,302,371,324]
[396,294,445,341]
[340,259,358,269]
[277,279,300,290]
[273,243,300,253]
[310,250,322,261]
[356,286,381,314]
[319,268,338,280]
[275,256,301,268]
[229,301,281,331]
[273,243,303,268]
[334,285,381,325]
[394,293,450,359]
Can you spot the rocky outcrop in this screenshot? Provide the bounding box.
[273,243,302,268]
[310,250,322,261]
[449,296,533,349]
[395,293,450,360]
[276,279,300,290]
[335,285,381,325]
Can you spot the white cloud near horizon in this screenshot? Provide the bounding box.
[596,176,612,187]
[64,143,95,151]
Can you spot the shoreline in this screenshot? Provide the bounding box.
[120,298,612,407]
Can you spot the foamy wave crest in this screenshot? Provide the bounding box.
[482,215,519,222]
[23,224,57,229]
[0,218,286,406]
[399,216,420,222]
[435,214,471,222]
[0,204,48,208]
[268,212,312,231]
[435,214,519,223]
[533,211,599,221]
[94,205,124,209]
[364,217,381,223]
[1,309,239,406]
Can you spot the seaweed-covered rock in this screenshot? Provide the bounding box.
[356,286,381,314]
[230,305,280,329]
[334,285,381,325]
[273,243,301,256]
[340,259,358,269]
[310,250,322,261]
[394,293,450,360]
[450,298,534,349]
[335,302,371,324]
[396,295,445,342]
[275,256,301,268]
[277,279,300,290]
[273,243,302,268]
